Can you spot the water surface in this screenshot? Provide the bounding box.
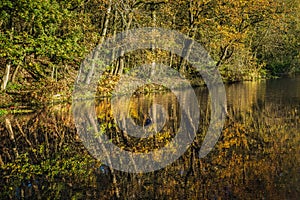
[1,75,299,199]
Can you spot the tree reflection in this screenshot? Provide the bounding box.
[0,84,299,199]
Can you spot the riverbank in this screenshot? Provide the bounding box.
[0,72,299,116]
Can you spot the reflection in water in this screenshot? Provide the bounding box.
[0,76,299,199]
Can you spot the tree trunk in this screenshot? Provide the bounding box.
[11,65,20,83]
[1,63,11,91]
[118,12,133,75]
[84,0,112,84]
[111,10,118,75]
[0,155,4,165]
[179,2,196,74]
[179,38,194,74]
[216,44,231,67]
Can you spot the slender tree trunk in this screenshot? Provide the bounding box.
[118,12,133,75]
[99,0,112,45]
[180,38,194,74]
[84,0,112,84]
[216,44,231,67]
[179,2,196,74]
[0,155,4,165]
[11,65,20,83]
[51,65,55,80]
[111,10,118,74]
[1,63,11,91]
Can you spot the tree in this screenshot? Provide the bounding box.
[0,0,88,86]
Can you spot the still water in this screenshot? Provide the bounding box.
[1,75,299,199]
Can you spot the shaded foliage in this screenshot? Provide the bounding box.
[0,0,299,96]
